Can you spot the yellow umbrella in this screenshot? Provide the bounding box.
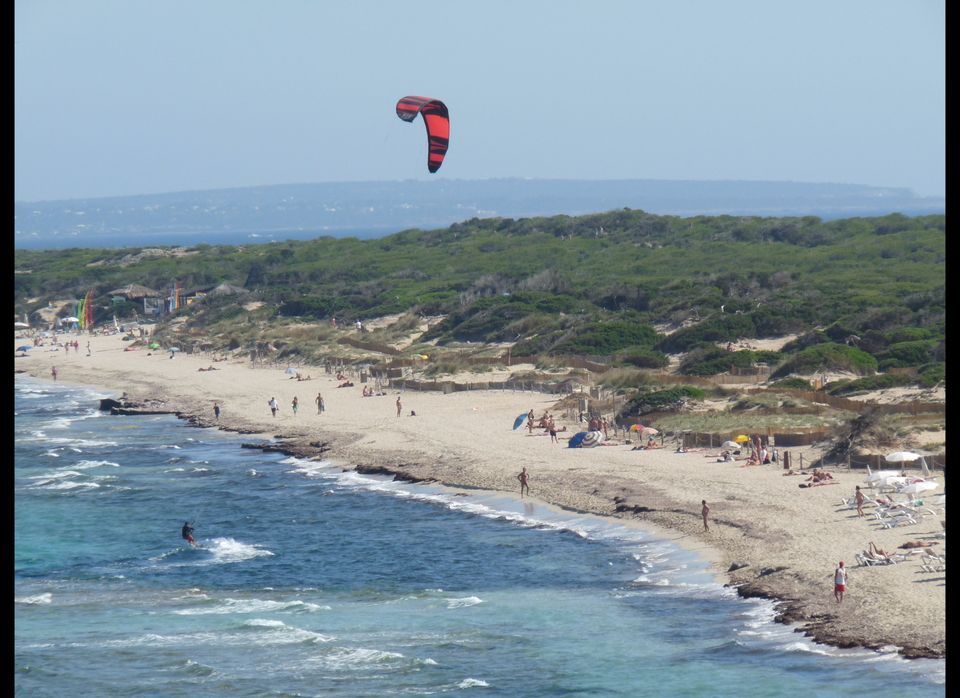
[735,435,750,444]
[629,424,645,432]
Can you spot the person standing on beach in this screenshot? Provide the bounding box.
[854,485,866,518]
[51,366,58,381]
[517,467,530,497]
[701,500,710,531]
[396,395,402,417]
[213,402,221,421]
[834,561,847,603]
[268,397,279,417]
[292,396,299,415]
[315,392,325,414]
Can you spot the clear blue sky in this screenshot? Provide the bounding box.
[15,0,944,202]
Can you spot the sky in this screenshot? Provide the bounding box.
[15,0,945,202]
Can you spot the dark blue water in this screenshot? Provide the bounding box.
[15,377,944,696]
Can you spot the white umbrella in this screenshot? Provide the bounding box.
[898,480,939,496]
[14,321,29,328]
[721,440,740,450]
[885,451,922,463]
[640,427,659,438]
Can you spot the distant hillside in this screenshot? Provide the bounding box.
[14,179,945,249]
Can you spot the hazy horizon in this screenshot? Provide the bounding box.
[16,1,944,202]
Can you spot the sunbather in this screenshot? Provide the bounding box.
[899,540,939,549]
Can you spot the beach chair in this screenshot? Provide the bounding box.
[919,553,946,573]
[856,551,894,567]
[880,513,921,529]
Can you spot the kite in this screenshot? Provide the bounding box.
[396,96,449,173]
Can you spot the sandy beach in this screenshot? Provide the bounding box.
[15,333,946,658]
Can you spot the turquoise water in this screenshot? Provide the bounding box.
[15,376,944,696]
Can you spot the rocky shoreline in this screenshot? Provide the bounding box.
[96,393,944,659]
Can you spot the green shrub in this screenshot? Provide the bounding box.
[625,386,707,416]
[918,363,945,388]
[656,315,756,353]
[771,342,878,378]
[875,340,937,368]
[825,373,913,396]
[616,349,670,369]
[552,320,659,355]
[768,377,814,390]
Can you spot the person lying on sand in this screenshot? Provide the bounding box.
[805,469,834,483]
[899,540,939,549]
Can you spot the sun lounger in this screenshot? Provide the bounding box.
[919,553,946,573]
[856,551,895,566]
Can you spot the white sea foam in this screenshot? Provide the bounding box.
[446,596,483,609]
[174,598,330,615]
[43,437,119,448]
[457,678,490,688]
[320,646,406,669]
[16,593,53,605]
[205,537,275,564]
[71,460,120,470]
[241,618,334,644]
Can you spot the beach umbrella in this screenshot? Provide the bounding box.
[285,367,299,374]
[568,431,588,448]
[580,431,605,448]
[885,451,922,464]
[16,345,32,353]
[629,423,645,432]
[62,316,80,323]
[721,440,740,450]
[640,427,659,438]
[513,413,528,430]
[148,342,161,349]
[169,347,181,353]
[735,435,750,443]
[14,321,29,328]
[898,480,939,496]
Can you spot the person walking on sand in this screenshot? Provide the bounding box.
[517,467,530,497]
[315,392,325,414]
[268,397,279,417]
[213,402,221,421]
[51,366,58,381]
[292,396,299,415]
[834,561,847,604]
[854,485,866,518]
[396,395,402,417]
[701,500,710,531]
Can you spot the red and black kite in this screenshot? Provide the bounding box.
[396,96,449,173]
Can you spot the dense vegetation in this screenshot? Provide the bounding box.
[13,210,945,383]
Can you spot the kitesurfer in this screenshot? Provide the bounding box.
[181,521,196,546]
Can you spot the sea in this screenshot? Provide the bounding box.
[15,376,945,697]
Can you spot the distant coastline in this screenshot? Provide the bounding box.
[14,178,945,250]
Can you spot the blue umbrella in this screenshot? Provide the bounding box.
[567,431,588,448]
[16,345,32,353]
[512,412,528,430]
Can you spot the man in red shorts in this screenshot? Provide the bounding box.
[834,561,847,603]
